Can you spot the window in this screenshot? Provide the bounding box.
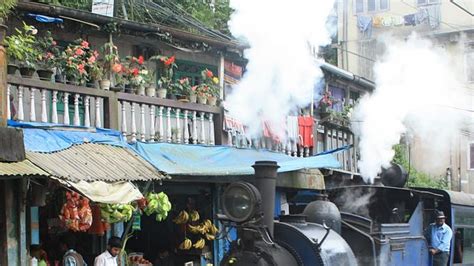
[355,0,364,14]
[329,86,346,112]
[417,0,440,6]
[172,60,218,86]
[465,43,474,83]
[368,0,376,12]
[469,143,474,170]
[354,0,389,14]
[454,207,474,264]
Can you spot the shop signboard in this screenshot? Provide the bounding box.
[92,0,115,17]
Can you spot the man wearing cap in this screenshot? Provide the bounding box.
[425,211,453,266]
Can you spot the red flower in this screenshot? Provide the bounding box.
[81,40,89,48]
[206,70,213,78]
[75,48,85,56]
[46,52,54,59]
[78,64,86,74]
[179,78,188,84]
[88,56,96,64]
[52,40,57,46]
[112,63,122,73]
[138,56,144,65]
[93,50,99,58]
[132,68,139,77]
[191,86,197,91]
[164,56,175,67]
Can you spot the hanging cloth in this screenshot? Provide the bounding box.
[286,116,299,153]
[373,16,383,28]
[404,14,417,26]
[298,116,314,148]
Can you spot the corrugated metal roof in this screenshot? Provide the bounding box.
[27,143,167,182]
[0,159,49,177]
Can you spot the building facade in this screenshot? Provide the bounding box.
[337,0,474,192]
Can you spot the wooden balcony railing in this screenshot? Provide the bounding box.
[7,75,222,145]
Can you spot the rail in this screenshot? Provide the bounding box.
[7,75,222,145]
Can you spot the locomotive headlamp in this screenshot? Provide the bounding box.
[222,182,262,223]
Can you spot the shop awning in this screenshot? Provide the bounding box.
[27,143,168,182]
[133,142,341,176]
[0,159,49,177]
[52,179,144,204]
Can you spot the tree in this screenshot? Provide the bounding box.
[393,144,448,189]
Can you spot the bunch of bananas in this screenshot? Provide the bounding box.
[193,238,206,249]
[178,238,192,250]
[173,210,189,224]
[190,210,200,222]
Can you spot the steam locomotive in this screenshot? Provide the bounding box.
[219,161,474,266]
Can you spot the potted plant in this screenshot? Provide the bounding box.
[61,39,96,86]
[197,69,220,106]
[96,42,119,90]
[124,55,149,95]
[150,55,177,99]
[195,85,210,105]
[145,71,156,97]
[0,0,16,43]
[36,31,59,81]
[318,91,336,118]
[170,77,191,102]
[190,85,198,103]
[5,23,39,77]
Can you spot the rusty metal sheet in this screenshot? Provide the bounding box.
[26,143,167,182]
[0,159,49,177]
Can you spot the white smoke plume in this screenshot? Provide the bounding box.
[226,0,335,138]
[353,33,469,183]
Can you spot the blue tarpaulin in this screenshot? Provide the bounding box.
[132,142,341,176]
[9,120,341,175]
[27,13,64,23]
[9,121,125,152]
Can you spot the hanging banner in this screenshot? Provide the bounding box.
[92,0,115,17]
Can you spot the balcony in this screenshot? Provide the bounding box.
[6,75,222,145]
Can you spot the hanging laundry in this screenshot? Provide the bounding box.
[262,121,281,143]
[381,16,393,27]
[426,4,441,29]
[392,16,404,26]
[372,16,383,28]
[357,15,373,38]
[298,116,314,148]
[415,8,429,25]
[404,14,417,26]
[286,116,299,153]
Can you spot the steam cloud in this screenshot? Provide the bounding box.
[353,33,469,183]
[226,0,335,138]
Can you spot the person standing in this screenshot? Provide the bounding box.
[61,235,86,266]
[94,237,122,266]
[425,211,453,266]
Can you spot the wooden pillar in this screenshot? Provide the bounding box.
[0,29,7,127]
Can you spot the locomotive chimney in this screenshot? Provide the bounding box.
[252,161,279,237]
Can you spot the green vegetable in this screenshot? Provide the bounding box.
[144,192,172,222]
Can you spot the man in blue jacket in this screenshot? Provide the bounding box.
[425,211,453,266]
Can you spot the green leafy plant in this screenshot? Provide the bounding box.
[5,22,40,68]
[393,144,448,189]
[169,77,192,97]
[37,31,60,70]
[60,38,99,85]
[123,55,151,88]
[196,69,219,98]
[150,54,177,90]
[0,0,17,23]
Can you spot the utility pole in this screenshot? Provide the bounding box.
[0,24,8,127]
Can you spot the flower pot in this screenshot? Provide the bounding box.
[189,93,197,103]
[167,93,177,100]
[146,86,156,97]
[136,85,146,96]
[19,67,36,78]
[7,64,19,75]
[124,85,134,94]
[37,69,54,81]
[197,96,208,105]
[157,88,167,99]
[208,96,217,106]
[55,73,66,84]
[99,79,111,90]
